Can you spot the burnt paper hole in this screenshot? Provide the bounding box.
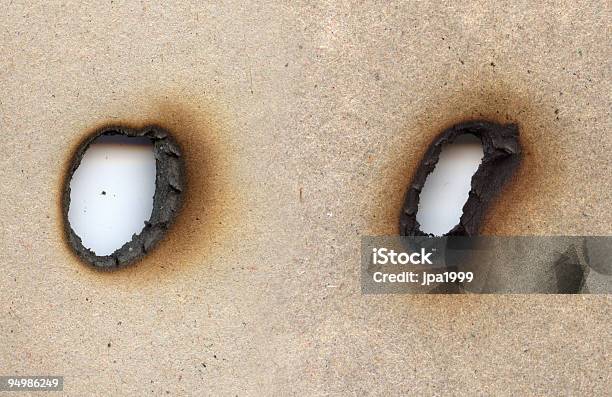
[400,120,522,237]
[68,135,156,256]
[62,125,185,269]
[415,134,484,236]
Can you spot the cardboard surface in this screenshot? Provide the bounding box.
[1,1,610,395]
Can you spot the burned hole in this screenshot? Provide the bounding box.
[68,135,156,255]
[416,134,484,236]
[62,125,185,269]
[400,120,522,236]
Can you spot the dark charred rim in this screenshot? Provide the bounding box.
[399,120,522,237]
[61,125,185,270]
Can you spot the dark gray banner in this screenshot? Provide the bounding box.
[0,376,63,392]
[361,236,611,294]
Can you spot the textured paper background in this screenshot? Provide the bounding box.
[1,1,610,395]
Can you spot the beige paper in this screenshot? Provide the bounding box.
[1,1,610,395]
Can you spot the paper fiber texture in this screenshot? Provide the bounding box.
[1,1,610,395]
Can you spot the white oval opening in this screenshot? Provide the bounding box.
[416,134,484,236]
[68,135,157,256]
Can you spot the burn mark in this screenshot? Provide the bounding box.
[62,125,185,269]
[365,82,581,294]
[400,121,522,237]
[58,97,237,278]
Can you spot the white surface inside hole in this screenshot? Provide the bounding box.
[68,135,157,255]
[416,134,484,236]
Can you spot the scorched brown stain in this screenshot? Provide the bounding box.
[59,97,238,275]
[368,81,566,238]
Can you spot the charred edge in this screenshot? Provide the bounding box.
[61,125,185,270]
[399,120,522,237]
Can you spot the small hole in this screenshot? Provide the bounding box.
[68,135,156,256]
[416,134,483,236]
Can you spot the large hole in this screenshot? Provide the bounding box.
[416,134,484,236]
[68,135,156,256]
[63,125,184,269]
